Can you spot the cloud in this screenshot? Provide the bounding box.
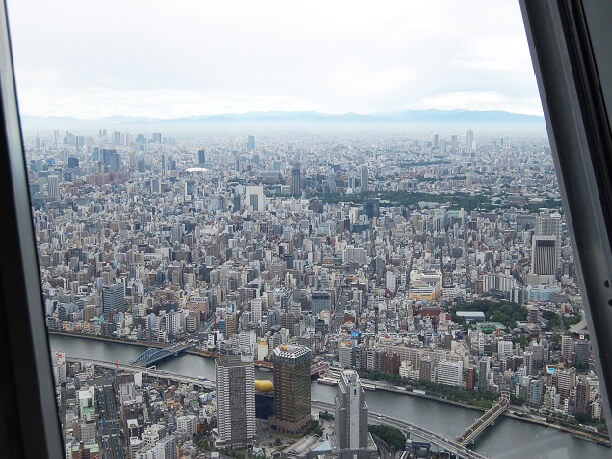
[7,0,542,118]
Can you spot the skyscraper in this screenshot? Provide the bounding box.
[362,198,380,219]
[433,134,439,149]
[247,135,255,150]
[291,163,301,197]
[215,355,256,448]
[360,165,368,193]
[531,235,557,275]
[269,344,311,433]
[47,175,59,201]
[198,149,206,165]
[536,213,561,237]
[102,283,125,319]
[466,129,474,150]
[335,370,368,450]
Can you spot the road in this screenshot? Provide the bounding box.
[311,400,488,459]
[70,356,489,458]
[65,356,217,390]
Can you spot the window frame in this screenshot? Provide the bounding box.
[521,0,612,432]
[0,0,612,455]
[0,0,64,456]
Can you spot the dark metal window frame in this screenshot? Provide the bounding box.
[520,0,612,433]
[0,0,64,457]
[1,0,612,456]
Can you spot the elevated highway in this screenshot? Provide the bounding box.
[65,356,216,390]
[311,400,488,459]
[67,356,490,458]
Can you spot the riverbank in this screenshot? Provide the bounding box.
[503,411,610,447]
[50,333,611,458]
[48,330,273,368]
[48,330,166,349]
[49,331,610,447]
[362,380,484,412]
[360,379,610,447]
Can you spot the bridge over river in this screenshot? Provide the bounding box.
[130,342,195,367]
[311,400,488,459]
[456,393,510,446]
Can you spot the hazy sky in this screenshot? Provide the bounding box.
[7,0,542,119]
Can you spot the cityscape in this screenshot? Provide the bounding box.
[23,125,610,458]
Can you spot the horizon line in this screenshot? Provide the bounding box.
[20,107,545,122]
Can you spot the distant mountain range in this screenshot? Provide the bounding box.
[20,109,544,132]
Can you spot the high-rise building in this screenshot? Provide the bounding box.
[47,175,59,201]
[523,350,534,376]
[466,129,474,150]
[224,312,238,339]
[497,340,513,360]
[137,434,177,459]
[102,283,125,319]
[433,134,439,149]
[101,148,120,172]
[152,132,162,143]
[250,298,263,324]
[244,185,265,212]
[67,157,79,168]
[291,163,301,197]
[198,149,206,165]
[465,366,477,390]
[335,370,368,450]
[557,367,576,399]
[247,135,255,150]
[338,342,352,369]
[536,213,561,237]
[269,344,311,433]
[419,357,433,382]
[575,377,591,415]
[437,360,464,387]
[531,235,557,275]
[362,198,380,219]
[311,291,331,316]
[561,335,574,363]
[479,358,490,391]
[215,355,256,448]
[528,378,543,407]
[360,165,368,193]
[574,339,591,366]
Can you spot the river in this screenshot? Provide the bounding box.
[49,334,608,458]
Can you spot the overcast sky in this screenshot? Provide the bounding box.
[7,0,543,119]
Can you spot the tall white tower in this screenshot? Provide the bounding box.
[215,355,256,448]
[335,370,368,450]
